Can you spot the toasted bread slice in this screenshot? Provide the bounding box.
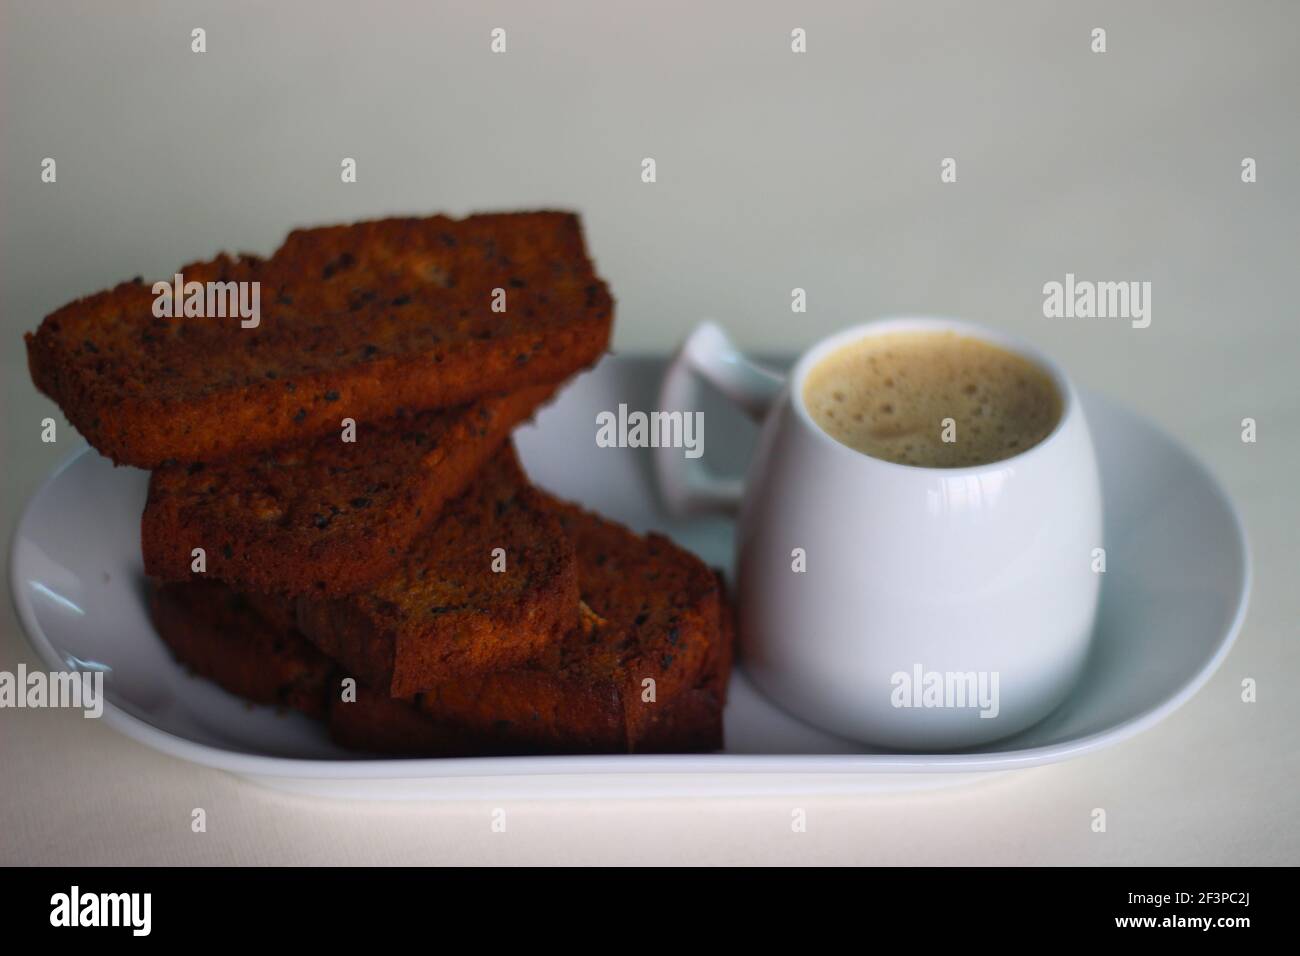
[327,499,733,755]
[146,580,331,718]
[141,386,552,596]
[27,212,613,467]
[295,444,580,697]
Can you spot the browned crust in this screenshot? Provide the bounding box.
[328,682,471,755]
[295,444,580,696]
[344,497,733,755]
[328,677,721,757]
[551,498,726,750]
[632,572,734,752]
[141,386,553,596]
[146,580,331,718]
[26,212,613,467]
[631,686,724,754]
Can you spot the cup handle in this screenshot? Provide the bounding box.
[656,321,786,517]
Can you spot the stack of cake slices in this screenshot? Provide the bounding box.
[26,211,733,755]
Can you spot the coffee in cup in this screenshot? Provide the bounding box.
[802,330,1063,468]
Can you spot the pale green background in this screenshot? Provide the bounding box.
[2,0,1296,865]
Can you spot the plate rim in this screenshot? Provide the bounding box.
[8,382,1251,780]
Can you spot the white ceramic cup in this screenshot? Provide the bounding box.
[657,317,1102,750]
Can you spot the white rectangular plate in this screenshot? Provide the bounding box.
[10,355,1249,798]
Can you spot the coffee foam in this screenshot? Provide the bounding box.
[802,330,1062,467]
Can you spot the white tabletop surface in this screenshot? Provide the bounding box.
[2,0,1296,865]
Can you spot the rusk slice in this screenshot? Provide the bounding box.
[327,500,733,755]
[27,211,613,467]
[141,387,553,596]
[295,444,580,696]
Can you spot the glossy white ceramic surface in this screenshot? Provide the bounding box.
[662,320,1104,748]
